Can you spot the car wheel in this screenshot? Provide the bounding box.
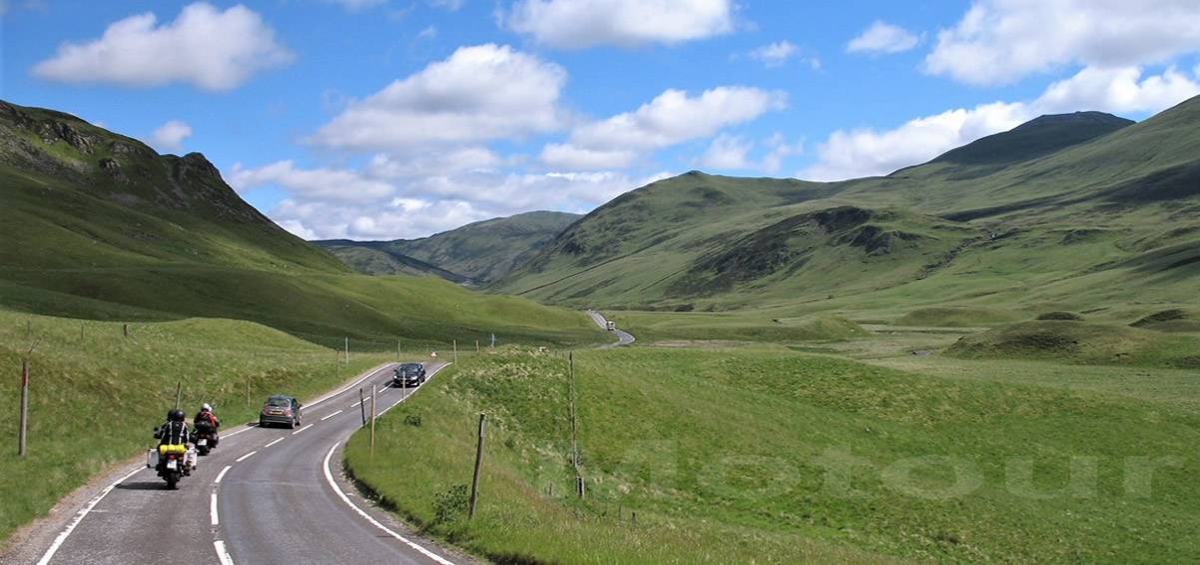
[259,419,266,428]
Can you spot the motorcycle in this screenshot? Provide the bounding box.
[148,443,194,489]
[192,420,217,456]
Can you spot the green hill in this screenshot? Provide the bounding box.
[0,100,601,347]
[494,97,1200,324]
[315,211,579,283]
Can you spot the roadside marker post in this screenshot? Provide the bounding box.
[345,337,350,364]
[369,385,377,457]
[359,388,367,427]
[453,340,458,363]
[469,413,485,519]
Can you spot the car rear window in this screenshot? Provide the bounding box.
[266,397,291,407]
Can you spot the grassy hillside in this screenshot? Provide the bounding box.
[315,211,580,283]
[0,100,603,348]
[494,98,1200,325]
[346,347,1200,563]
[0,309,394,545]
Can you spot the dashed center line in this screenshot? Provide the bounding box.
[292,424,314,435]
[210,491,219,526]
[235,450,257,463]
[320,410,343,421]
[214,465,231,484]
[264,437,284,449]
[214,540,235,565]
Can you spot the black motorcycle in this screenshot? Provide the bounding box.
[192,420,217,456]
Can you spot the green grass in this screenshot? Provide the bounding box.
[946,320,1200,368]
[0,309,399,545]
[346,347,1200,563]
[608,310,868,343]
[893,306,1022,328]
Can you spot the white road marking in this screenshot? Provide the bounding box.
[210,492,219,526]
[235,451,257,463]
[36,466,143,565]
[214,465,232,484]
[292,424,314,435]
[322,441,455,565]
[264,437,284,449]
[213,540,235,565]
[320,410,344,421]
[222,425,256,439]
[378,398,405,417]
[350,401,362,408]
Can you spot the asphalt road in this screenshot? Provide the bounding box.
[586,310,636,348]
[15,363,464,565]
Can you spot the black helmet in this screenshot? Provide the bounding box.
[168,409,186,422]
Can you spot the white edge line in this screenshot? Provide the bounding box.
[210,491,219,526]
[214,465,232,484]
[36,466,143,565]
[222,424,256,439]
[292,424,314,435]
[320,409,344,421]
[213,540,235,565]
[264,437,285,449]
[235,450,257,463]
[322,441,455,565]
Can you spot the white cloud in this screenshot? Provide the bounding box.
[847,20,919,54]
[802,101,1031,181]
[698,134,752,169]
[1034,65,1200,114]
[147,120,192,152]
[926,0,1200,85]
[507,0,733,49]
[32,2,292,91]
[227,161,396,203]
[427,0,464,10]
[324,0,387,11]
[416,25,437,40]
[545,86,786,169]
[761,133,803,174]
[749,41,798,67]
[365,147,502,178]
[311,44,566,152]
[801,64,1200,181]
[540,144,637,170]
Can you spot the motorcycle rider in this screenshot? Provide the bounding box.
[193,403,220,447]
[153,409,193,475]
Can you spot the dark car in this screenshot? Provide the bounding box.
[392,363,426,387]
[259,395,302,428]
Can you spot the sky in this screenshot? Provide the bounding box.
[4,0,1200,241]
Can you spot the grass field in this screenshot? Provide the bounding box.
[0,308,404,545]
[345,346,1200,563]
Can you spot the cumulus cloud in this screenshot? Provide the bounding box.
[427,0,464,10]
[545,86,786,168]
[749,41,798,67]
[540,144,637,170]
[698,134,752,169]
[801,64,1200,181]
[311,44,566,152]
[228,161,396,203]
[32,2,292,91]
[847,20,920,54]
[147,120,192,152]
[925,0,1200,85]
[507,0,733,49]
[1035,65,1200,114]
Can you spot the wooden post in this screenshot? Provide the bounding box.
[359,388,366,427]
[174,381,182,410]
[123,323,128,338]
[345,337,349,364]
[475,340,479,353]
[18,360,29,456]
[80,323,84,343]
[469,413,486,519]
[453,340,458,363]
[369,385,377,457]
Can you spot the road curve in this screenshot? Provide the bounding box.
[586,310,635,348]
[12,363,466,565]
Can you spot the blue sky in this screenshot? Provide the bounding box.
[4,0,1200,240]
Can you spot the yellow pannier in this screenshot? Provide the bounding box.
[159,444,187,456]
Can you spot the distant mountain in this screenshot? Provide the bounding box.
[0,100,600,346]
[315,211,580,284]
[494,98,1200,316]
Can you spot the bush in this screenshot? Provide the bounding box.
[432,484,470,524]
[403,414,422,427]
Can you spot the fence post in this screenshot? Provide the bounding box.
[469,413,486,519]
[359,388,366,427]
[369,385,377,457]
[345,337,350,364]
[18,360,29,456]
[123,323,128,338]
[453,340,458,363]
[174,382,182,410]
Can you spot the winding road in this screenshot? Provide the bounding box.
[8,363,464,565]
[586,310,635,348]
